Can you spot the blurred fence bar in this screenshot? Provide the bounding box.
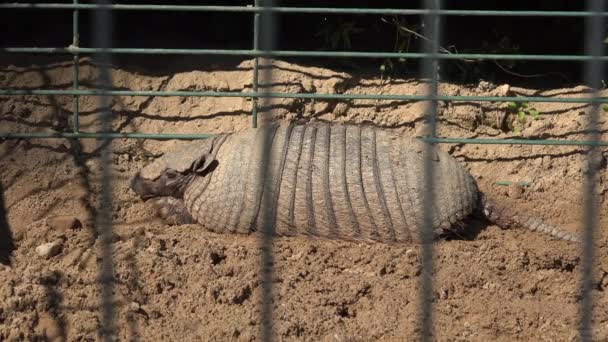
[580,1,605,341]
[91,0,116,340]
[419,0,441,340]
[257,1,278,340]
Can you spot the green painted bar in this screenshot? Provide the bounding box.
[0,89,606,104]
[495,181,532,187]
[0,4,607,17]
[3,47,608,61]
[251,1,260,128]
[72,0,80,133]
[0,132,605,147]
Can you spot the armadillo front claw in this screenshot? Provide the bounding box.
[150,197,196,225]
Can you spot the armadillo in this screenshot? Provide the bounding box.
[130,122,579,244]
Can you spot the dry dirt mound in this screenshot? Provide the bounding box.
[1,56,607,341]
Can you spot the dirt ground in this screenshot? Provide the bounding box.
[0,56,607,341]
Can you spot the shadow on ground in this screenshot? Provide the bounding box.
[0,181,15,265]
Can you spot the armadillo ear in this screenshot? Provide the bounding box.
[192,153,216,174]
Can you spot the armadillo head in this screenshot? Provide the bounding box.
[130,141,217,200]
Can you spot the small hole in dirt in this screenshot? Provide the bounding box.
[552,259,576,273]
[232,285,252,305]
[209,251,226,265]
[336,305,354,318]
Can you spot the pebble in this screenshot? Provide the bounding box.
[332,102,349,118]
[129,301,141,312]
[46,216,82,232]
[492,84,510,96]
[37,313,62,341]
[507,183,524,199]
[35,241,63,258]
[77,249,94,270]
[405,249,417,259]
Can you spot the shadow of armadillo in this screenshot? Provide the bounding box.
[0,181,15,265]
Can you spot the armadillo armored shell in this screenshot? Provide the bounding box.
[183,123,479,243]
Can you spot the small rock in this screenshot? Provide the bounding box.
[306,245,318,255]
[507,183,524,199]
[492,84,510,97]
[301,79,314,92]
[77,249,94,270]
[38,313,63,341]
[478,80,493,91]
[216,80,230,92]
[405,249,417,259]
[542,156,552,169]
[47,216,82,231]
[332,102,349,118]
[131,226,146,238]
[36,241,63,258]
[522,120,552,138]
[129,301,141,312]
[532,180,545,193]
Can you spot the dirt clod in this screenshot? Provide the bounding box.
[46,216,82,232]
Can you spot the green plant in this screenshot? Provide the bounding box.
[506,101,540,133]
[316,18,364,50]
[379,16,422,78]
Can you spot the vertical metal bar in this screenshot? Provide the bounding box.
[258,1,276,340]
[420,1,442,341]
[579,1,604,341]
[93,1,115,341]
[251,0,261,128]
[72,0,80,133]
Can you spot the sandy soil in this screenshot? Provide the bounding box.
[0,56,607,341]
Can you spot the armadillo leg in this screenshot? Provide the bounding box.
[151,197,196,225]
[482,196,580,243]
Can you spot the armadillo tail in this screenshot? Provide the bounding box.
[480,194,580,243]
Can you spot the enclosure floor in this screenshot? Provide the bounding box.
[1,56,607,341]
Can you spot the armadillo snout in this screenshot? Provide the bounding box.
[130,173,147,198]
[130,172,162,200]
[130,170,190,200]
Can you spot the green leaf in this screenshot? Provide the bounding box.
[518,110,526,122]
[507,102,518,110]
[603,104,608,112]
[398,40,408,53]
[529,109,540,118]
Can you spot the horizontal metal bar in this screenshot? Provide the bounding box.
[422,136,608,146]
[2,47,607,61]
[495,181,531,187]
[1,131,606,146]
[0,4,607,17]
[0,132,214,140]
[0,89,606,104]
